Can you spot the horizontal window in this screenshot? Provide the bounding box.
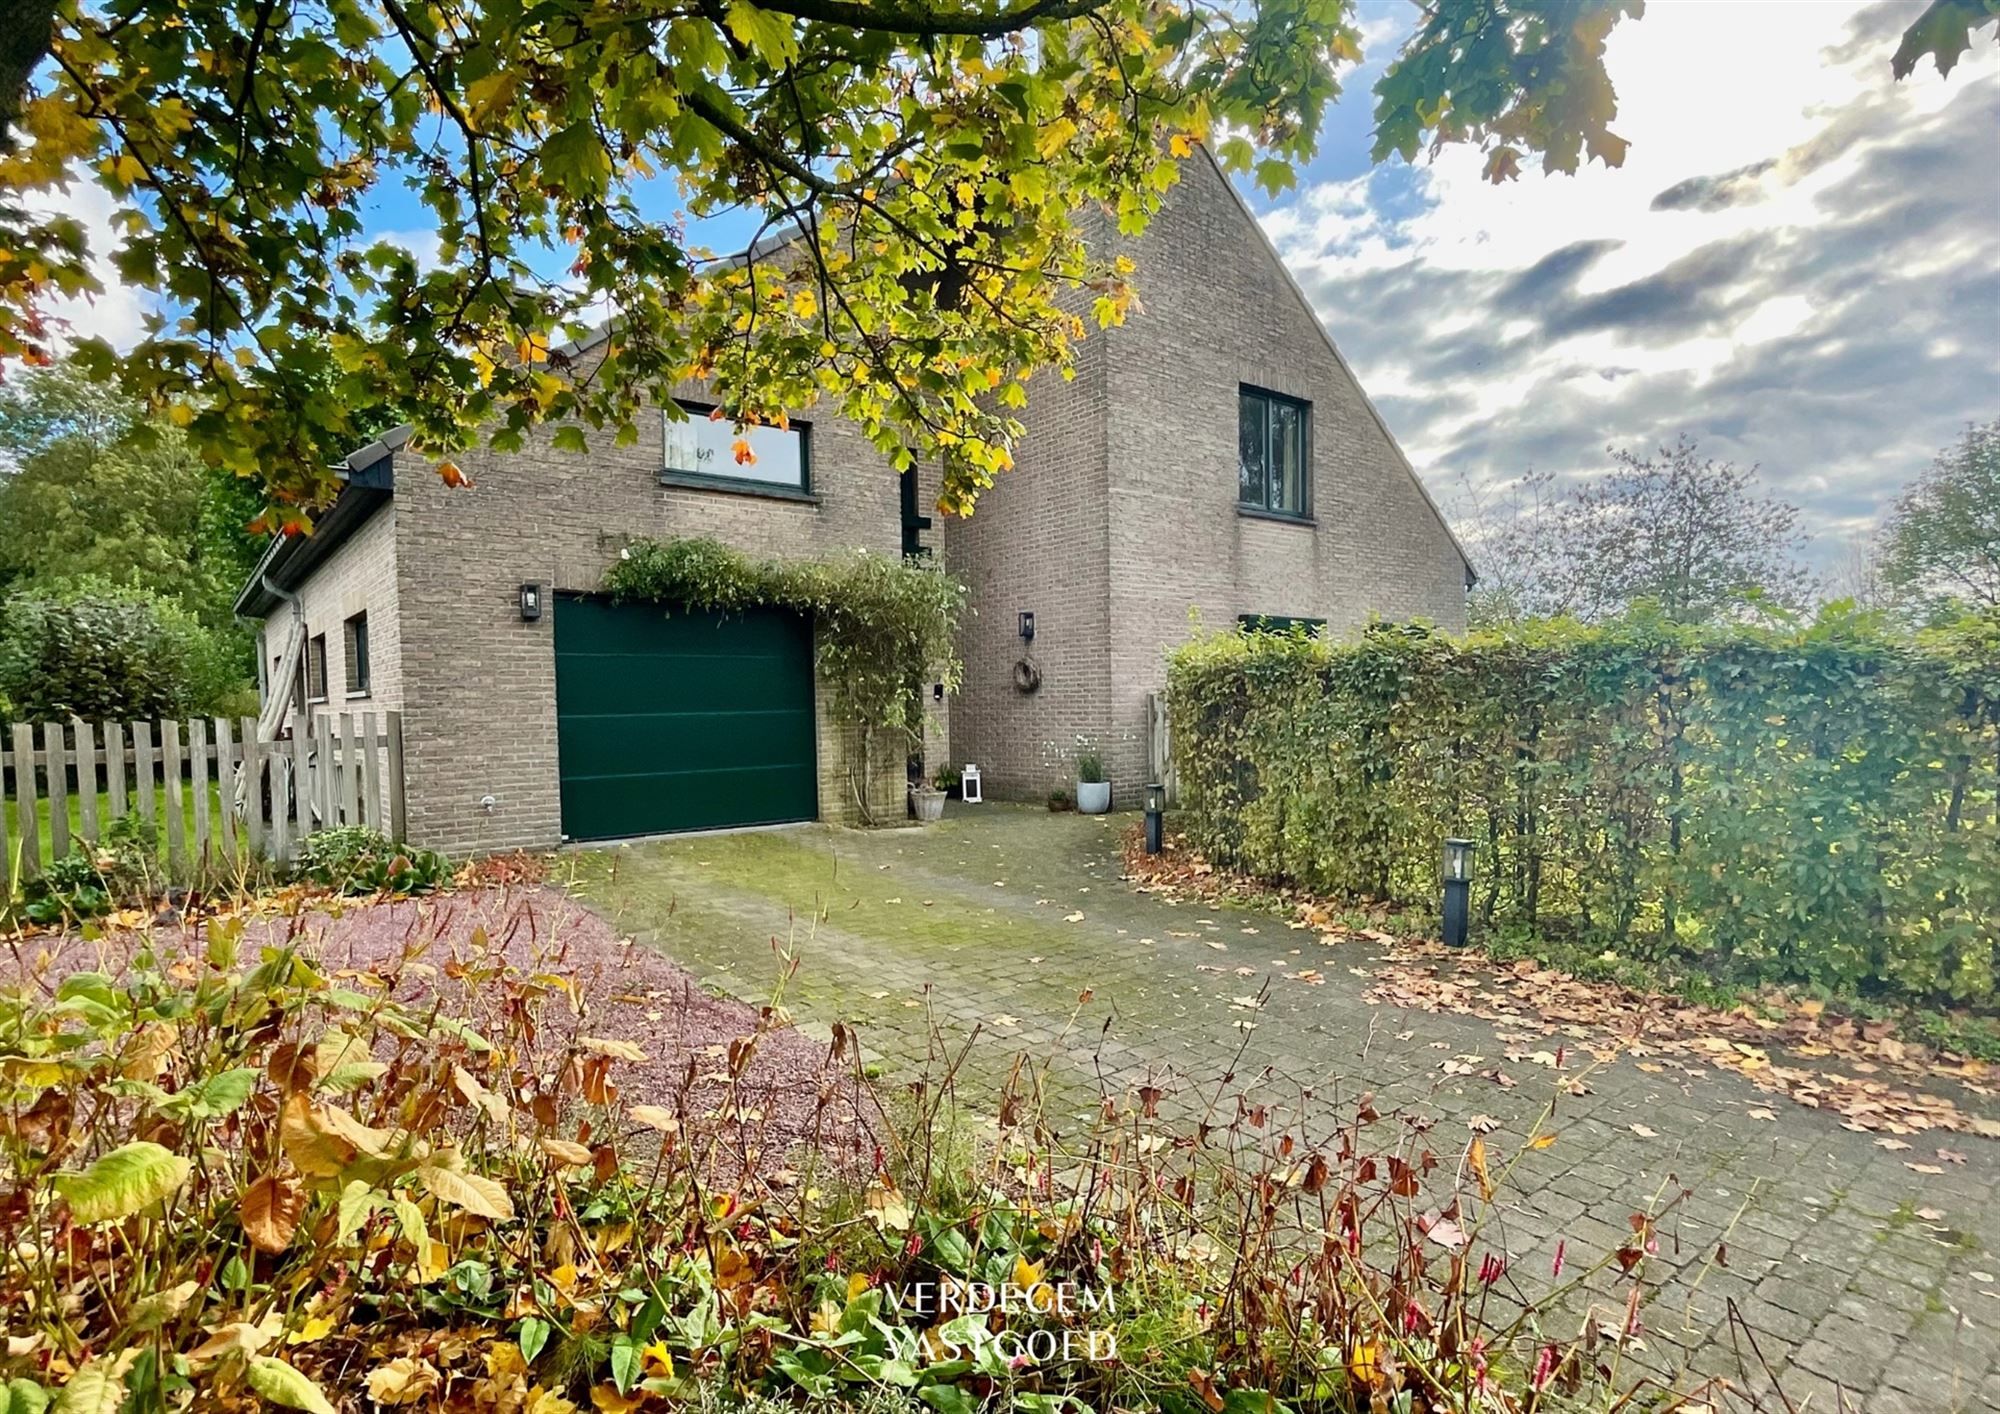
[663,401,809,492]
[1238,614,1325,636]
[1238,386,1310,518]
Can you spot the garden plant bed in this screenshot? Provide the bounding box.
[10,881,881,1172]
[1123,830,2000,1143]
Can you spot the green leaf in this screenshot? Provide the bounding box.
[337,1179,382,1243]
[8,1383,50,1414]
[609,1334,641,1395]
[194,1067,260,1116]
[52,1142,191,1224]
[52,1361,125,1414]
[517,1316,552,1364]
[244,1359,336,1414]
[552,425,589,455]
[539,123,612,199]
[724,2,799,65]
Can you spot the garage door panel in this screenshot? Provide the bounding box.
[555,651,809,715]
[558,764,813,838]
[554,596,817,839]
[557,710,814,778]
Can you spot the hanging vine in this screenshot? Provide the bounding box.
[603,536,965,744]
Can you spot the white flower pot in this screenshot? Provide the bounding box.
[911,788,946,822]
[1075,781,1111,814]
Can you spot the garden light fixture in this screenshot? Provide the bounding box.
[1145,782,1166,854]
[519,582,543,621]
[1442,837,1473,948]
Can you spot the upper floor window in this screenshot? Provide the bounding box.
[1238,386,1310,518]
[662,401,809,494]
[344,612,371,696]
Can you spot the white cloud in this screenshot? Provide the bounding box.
[1266,1,2000,562]
[36,176,152,354]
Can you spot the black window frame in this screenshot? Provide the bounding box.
[1237,385,1312,520]
[306,633,328,703]
[343,611,371,697]
[660,398,814,501]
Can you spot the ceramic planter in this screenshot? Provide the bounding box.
[911,787,946,822]
[1075,780,1111,814]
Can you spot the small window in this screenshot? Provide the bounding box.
[344,612,370,696]
[1238,614,1326,636]
[662,401,809,493]
[1238,386,1310,518]
[306,633,328,702]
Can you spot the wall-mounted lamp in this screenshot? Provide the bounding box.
[1018,610,1035,642]
[1144,782,1166,854]
[519,583,543,621]
[1442,837,1474,948]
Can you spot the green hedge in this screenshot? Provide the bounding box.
[1167,610,2000,1008]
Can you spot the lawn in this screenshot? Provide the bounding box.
[5,781,250,882]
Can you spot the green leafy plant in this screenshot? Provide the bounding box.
[1074,750,1106,785]
[295,826,452,896]
[933,765,961,794]
[0,586,247,721]
[1047,787,1075,812]
[1168,606,2000,1009]
[605,537,964,748]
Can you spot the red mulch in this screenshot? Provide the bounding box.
[6,884,881,1180]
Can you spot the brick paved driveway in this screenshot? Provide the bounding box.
[568,804,2000,1411]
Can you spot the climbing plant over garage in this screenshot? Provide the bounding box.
[604,536,963,744]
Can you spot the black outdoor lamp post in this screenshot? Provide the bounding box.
[1144,782,1166,854]
[1442,837,1474,948]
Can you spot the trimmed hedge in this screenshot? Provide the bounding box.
[1167,610,2000,1008]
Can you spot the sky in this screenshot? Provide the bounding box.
[46,0,2000,567]
[1254,0,2000,568]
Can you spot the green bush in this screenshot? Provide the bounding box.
[0,587,251,721]
[295,826,453,895]
[1168,607,2000,1009]
[12,813,160,924]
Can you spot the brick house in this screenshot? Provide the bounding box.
[236,150,1471,856]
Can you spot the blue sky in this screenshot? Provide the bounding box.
[55,1,1999,567]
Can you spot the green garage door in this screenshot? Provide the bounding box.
[554,596,817,839]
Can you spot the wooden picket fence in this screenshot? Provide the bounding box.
[0,711,405,890]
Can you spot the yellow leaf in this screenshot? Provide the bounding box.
[589,1385,643,1414]
[285,1316,336,1346]
[1468,1136,1494,1202]
[1169,133,1193,158]
[628,1105,679,1135]
[539,1137,593,1167]
[365,1358,441,1405]
[1530,1131,1558,1150]
[1348,1341,1379,1386]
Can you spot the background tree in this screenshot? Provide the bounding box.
[1880,419,2000,620]
[1459,436,1812,627]
[0,358,266,717]
[0,359,265,625]
[2,0,1981,526]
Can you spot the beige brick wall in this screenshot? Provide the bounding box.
[940,331,1112,803]
[389,373,908,855]
[946,152,1469,802]
[256,503,403,720]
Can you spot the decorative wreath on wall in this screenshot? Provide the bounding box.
[1013,658,1043,694]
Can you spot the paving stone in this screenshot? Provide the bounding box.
[570,805,2000,1401]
